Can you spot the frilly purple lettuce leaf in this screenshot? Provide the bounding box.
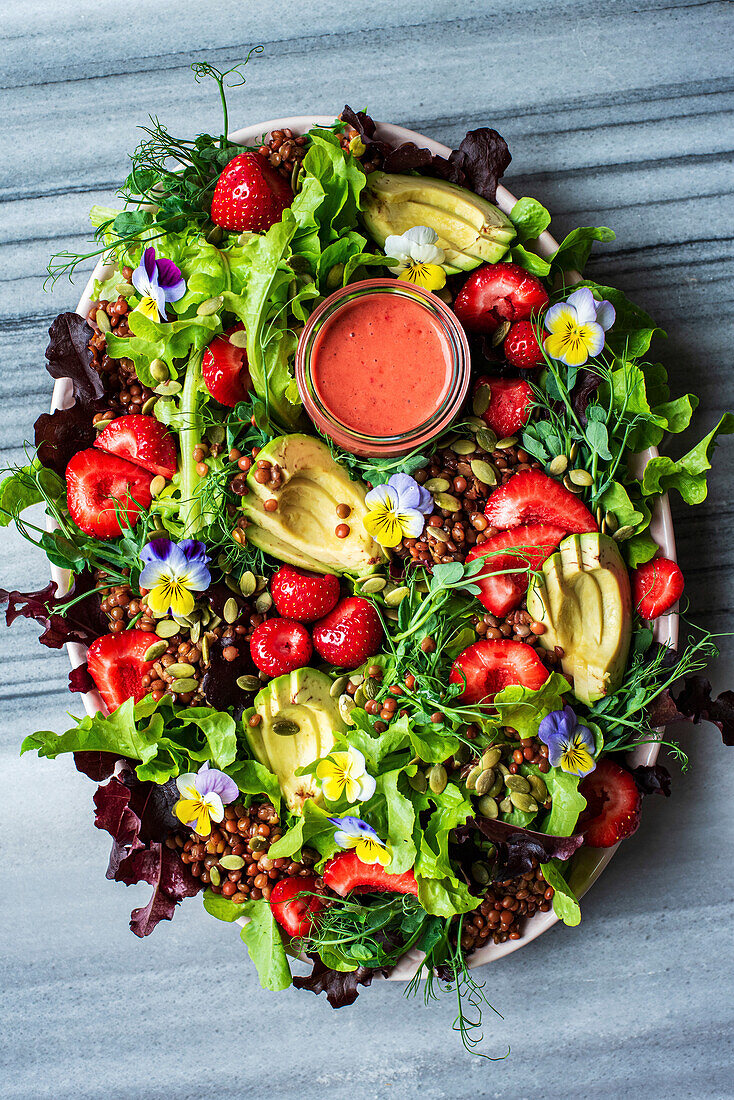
[74,749,120,781]
[0,570,106,649]
[68,662,95,695]
[630,763,672,798]
[34,404,98,477]
[674,675,734,747]
[44,312,104,403]
[293,953,385,1009]
[469,817,585,880]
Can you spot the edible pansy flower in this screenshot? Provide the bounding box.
[174,761,239,837]
[384,226,447,291]
[138,538,211,617]
[538,705,596,777]
[131,246,186,322]
[316,747,377,804]
[543,287,615,367]
[329,816,391,866]
[363,472,434,548]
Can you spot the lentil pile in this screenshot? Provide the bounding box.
[463,861,554,951]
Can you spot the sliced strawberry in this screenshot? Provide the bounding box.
[202,323,252,407]
[578,758,642,847]
[86,630,160,711]
[454,262,549,335]
[503,320,546,370]
[475,375,534,437]
[322,851,419,898]
[249,618,313,677]
[450,639,550,705]
[269,874,324,938]
[484,469,597,534]
[270,565,341,623]
[211,152,293,233]
[94,415,177,479]
[466,523,567,617]
[312,596,384,670]
[66,449,153,539]
[632,557,684,619]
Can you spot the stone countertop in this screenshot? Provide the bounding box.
[1,2,733,1096]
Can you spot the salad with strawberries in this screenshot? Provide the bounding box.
[2,62,733,1055]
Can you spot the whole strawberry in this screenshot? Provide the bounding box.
[211,152,293,233]
[250,618,313,678]
[312,596,383,670]
[503,320,546,370]
[271,565,341,623]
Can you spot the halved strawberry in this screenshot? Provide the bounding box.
[210,152,293,233]
[66,449,153,539]
[475,375,534,437]
[484,469,597,534]
[322,851,419,898]
[94,415,177,479]
[86,630,160,711]
[632,557,684,619]
[466,523,567,617]
[578,758,642,847]
[450,639,550,705]
[454,262,549,334]
[269,874,325,938]
[202,324,252,407]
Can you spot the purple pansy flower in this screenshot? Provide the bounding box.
[174,761,239,837]
[131,246,186,322]
[538,705,597,777]
[139,538,210,616]
[363,472,434,548]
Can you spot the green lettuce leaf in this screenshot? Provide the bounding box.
[493,673,571,740]
[539,859,581,926]
[267,799,338,863]
[225,758,283,814]
[238,899,292,991]
[0,463,65,527]
[370,769,416,874]
[203,889,244,922]
[640,413,734,504]
[538,766,587,837]
[106,308,220,387]
[414,783,480,917]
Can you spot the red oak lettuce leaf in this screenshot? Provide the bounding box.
[34,404,98,477]
[630,763,672,798]
[646,687,687,727]
[0,569,106,649]
[293,953,384,1009]
[74,749,120,781]
[674,675,734,747]
[44,312,104,404]
[69,662,95,695]
[470,817,585,879]
[93,766,200,936]
[571,369,604,425]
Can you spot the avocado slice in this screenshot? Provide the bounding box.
[527,532,632,705]
[240,434,386,575]
[361,172,515,272]
[245,668,346,814]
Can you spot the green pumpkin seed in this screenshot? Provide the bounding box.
[236,675,261,693]
[427,527,449,543]
[190,619,202,644]
[569,441,579,461]
[471,860,491,885]
[238,571,257,598]
[196,295,224,316]
[219,855,245,871]
[569,468,593,487]
[326,262,345,290]
[563,473,584,495]
[225,574,241,594]
[481,747,502,770]
[613,524,636,541]
[473,383,491,416]
[149,474,166,498]
[499,797,513,813]
[504,774,531,794]
[255,575,268,593]
[150,358,169,382]
[498,763,510,776]
[529,774,548,802]
[509,791,539,813]
[548,454,568,476]
[433,492,461,512]
[255,592,273,614]
[223,597,239,624]
[95,309,111,333]
[488,774,504,798]
[354,685,367,708]
[349,673,364,687]
[141,395,158,415]
[155,619,180,639]
[228,328,248,349]
[200,635,211,665]
[491,319,511,346]
[452,439,476,456]
[428,764,448,795]
[209,865,221,887]
[330,675,348,699]
[496,435,518,450]
[363,677,380,700]
[116,281,136,298]
[605,511,619,532]
[154,380,182,397]
[384,608,400,622]
[595,505,604,526]
[409,771,428,793]
[466,416,487,432]
[171,677,199,693]
[476,428,498,452]
[470,459,498,486]
[465,764,482,791]
[208,425,226,446]
[360,576,387,594]
[424,477,451,492]
[477,795,499,820]
[143,640,168,662]
[475,768,497,797]
[167,662,196,678]
[338,694,356,726]
[237,231,257,247]
[93,417,114,432]
[249,836,268,851]
[384,586,409,607]
[272,718,300,736]
[206,225,224,244]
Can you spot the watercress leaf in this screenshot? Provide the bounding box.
[539,859,581,926]
[0,464,65,527]
[509,197,551,244]
[623,529,659,568]
[577,282,665,358]
[238,899,292,991]
[585,418,612,460]
[640,413,734,504]
[510,244,551,277]
[549,227,615,275]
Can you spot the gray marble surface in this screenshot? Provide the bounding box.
[1,2,733,1096]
